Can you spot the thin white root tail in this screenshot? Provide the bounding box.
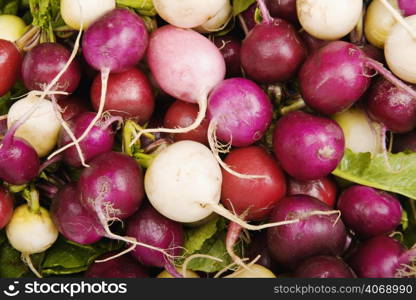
[208,120,268,180]
[209,203,341,231]
[223,254,262,278]
[129,97,208,147]
[181,254,223,278]
[22,253,42,278]
[380,0,416,41]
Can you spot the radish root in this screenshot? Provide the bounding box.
[22,253,42,278]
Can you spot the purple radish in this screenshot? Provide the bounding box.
[240,4,257,34]
[21,42,81,95]
[266,0,298,24]
[267,195,347,269]
[294,255,356,278]
[366,78,416,133]
[348,235,416,278]
[207,78,273,147]
[50,8,149,162]
[299,41,416,115]
[126,205,184,278]
[78,151,144,243]
[213,36,242,78]
[299,30,329,54]
[58,112,117,167]
[273,111,345,180]
[130,25,225,143]
[247,232,278,271]
[337,185,402,239]
[0,114,39,185]
[241,0,306,84]
[398,0,416,17]
[393,131,416,153]
[51,183,103,245]
[85,253,148,278]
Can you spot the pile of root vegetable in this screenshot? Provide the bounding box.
[1,0,416,279]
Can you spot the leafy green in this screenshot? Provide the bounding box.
[1,0,19,15]
[180,217,241,273]
[0,81,27,115]
[41,237,122,276]
[116,0,157,16]
[29,0,64,42]
[332,149,416,200]
[232,0,256,16]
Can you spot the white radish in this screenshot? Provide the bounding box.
[153,0,228,28]
[297,0,363,40]
[385,15,416,83]
[7,94,61,157]
[194,0,233,33]
[60,0,115,30]
[0,15,26,41]
[365,0,399,48]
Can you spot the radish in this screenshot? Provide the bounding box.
[153,0,228,28]
[348,236,416,278]
[365,0,398,48]
[299,30,329,54]
[50,8,149,162]
[267,0,298,24]
[213,36,242,78]
[225,264,276,278]
[51,183,104,245]
[398,0,416,16]
[273,111,345,180]
[157,268,199,278]
[58,112,118,167]
[7,94,61,157]
[163,100,209,145]
[0,39,22,97]
[299,41,416,115]
[57,95,90,121]
[21,42,81,96]
[393,131,416,152]
[60,0,116,30]
[85,253,148,278]
[294,256,356,278]
[297,0,363,40]
[129,25,225,145]
[0,15,26,42]
[337,185,402,239]
[240,4,257,34]
[333,107,383,155]
[126,205,184,278]
[6,202,59,278]
[241,0,306,83]
[366,78,416,133]
[90,67,154,123]
[267,195,346,269]
[246,233,277,271]
[288,177,337,208]
[385,15,416,83]
[0,187,13,229]
[194,0,232,33]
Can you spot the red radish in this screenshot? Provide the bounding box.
[299,41,416,115]
[90,67,154,123]
[348,236,416,278]
[337,185,402,239]
[295,256,356,278]
[57,95,90,121]
[163,100,209,145]
[241,0,306,83]
[0,39,22,97]
[366,78,416,133]
[51,183,103,245]
[126,205,184,278]
[267,195,346,269]
[58,112,118,167]
[240,4,257,34]
[0,187,13,229]
[50,8,149,163]
[398,0,416,16]
[85,253,148,278]
[393,131,416,152]
[273,111,345,180]
[266,0,298,24]
[299,31,329,54]
[21,43,81,95]
[213,35,242,78]
[129,25,225,144]
[288,177,337,208]
[221,146,287,221]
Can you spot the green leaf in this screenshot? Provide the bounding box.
[0,81,26,115]
[116,0,157,16]
[3,0,19,15]
[232,0,256,16]
[184,216,220,254]
[41,237,122,276]
[332,149,416,199]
